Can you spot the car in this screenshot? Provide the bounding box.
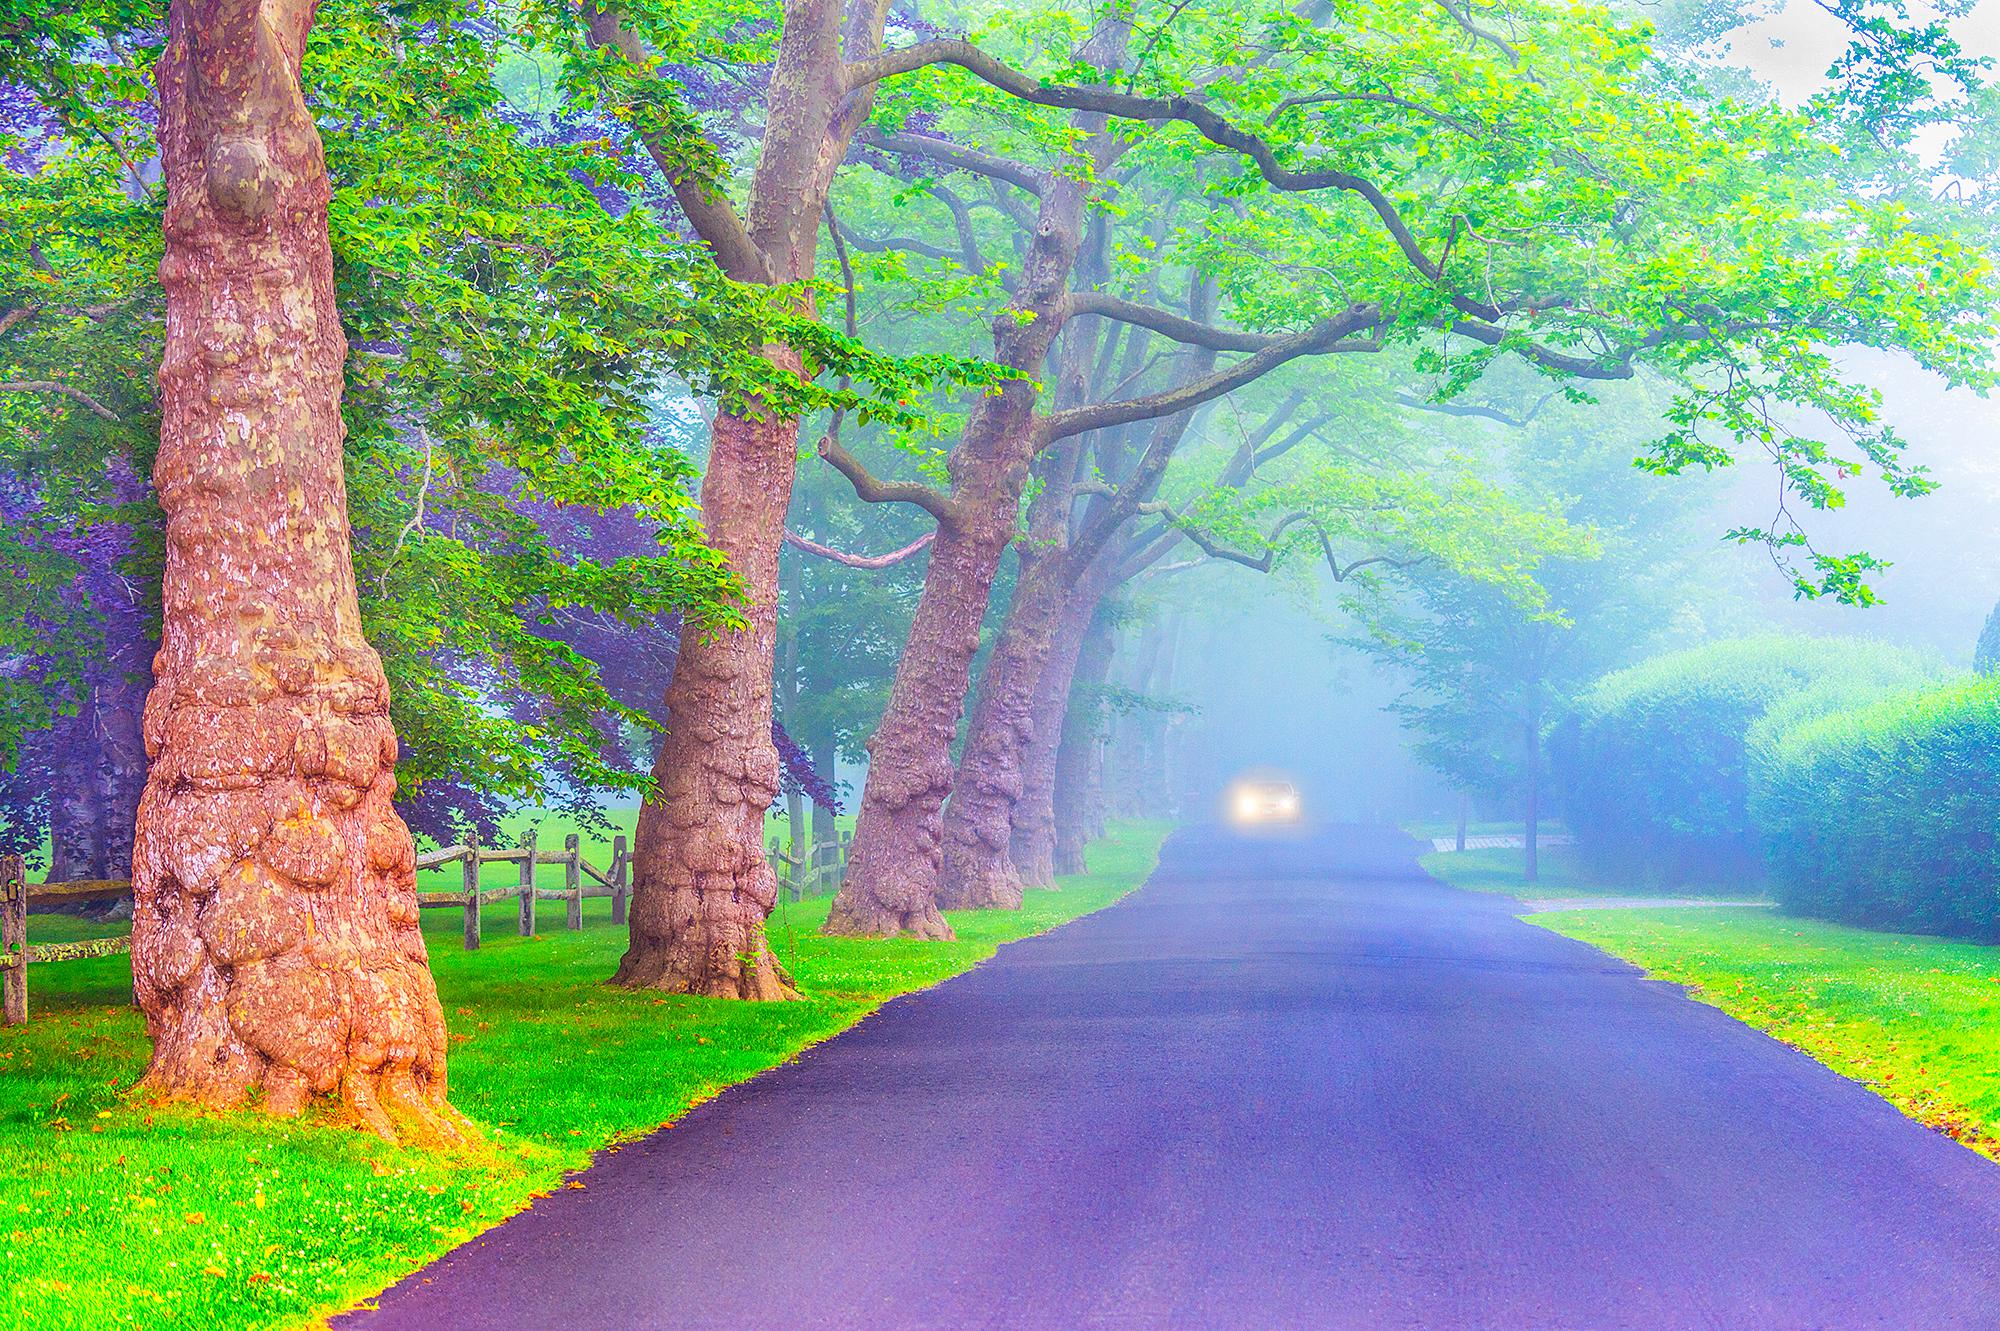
[1228,777,1302,827]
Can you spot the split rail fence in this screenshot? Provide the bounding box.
[2,829,850,1027]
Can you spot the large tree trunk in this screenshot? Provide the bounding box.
[96,673,149,879]
[593,0,892,989]
[824,513,999,935]
[934,547,1071,909]
[1053,611,1116,876]
[617,404,801,998]
[133,0,459,1142]
[49,709,104,881]
[826,169,1102,936]
[1009,593,1097,890]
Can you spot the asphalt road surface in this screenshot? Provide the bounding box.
[341,824,2000,1331]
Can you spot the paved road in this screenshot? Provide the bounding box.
[342,825,2000,1331]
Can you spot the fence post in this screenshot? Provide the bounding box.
[565,833,582,931]
[2,853,24,1026]
[608,831,624,923]
[519,830,536,937]
[461,837,481,951]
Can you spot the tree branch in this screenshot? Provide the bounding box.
[816,432,959,523]
[1063,291,1286,352]
[585,5,773,285]
[844,41,1447,285]
[0,380,121,422]
[1036,304,1383,447]
[784,528,937,567]
[855,127,1045,198]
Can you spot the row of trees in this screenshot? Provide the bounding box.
[5,0,1994,1138]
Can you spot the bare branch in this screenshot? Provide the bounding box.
[1063,291,1286,352]
[831,220,960,264]
[855,127,1045,198]
[784,528,937,567]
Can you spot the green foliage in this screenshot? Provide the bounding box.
[1556,635,1941,883]
[0,819,1169,1331]
[1752,675,2000,939]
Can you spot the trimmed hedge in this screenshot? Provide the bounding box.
[1753,676,2000,939]
[1555,636,1940,885]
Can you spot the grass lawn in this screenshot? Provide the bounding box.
[1421,843,1763,902]
[2,820,1170,1331]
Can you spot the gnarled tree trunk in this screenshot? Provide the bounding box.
[935,547,1070,909]
[1008,588,1097,889]
[823,454,1027,936]
[133,0,459,1142]
[1053,610,1116,875]
[826,162,1102,935]
[617,404,800,998]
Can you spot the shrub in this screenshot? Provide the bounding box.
[1752,676,2000,939]
[1555,636,1940,885]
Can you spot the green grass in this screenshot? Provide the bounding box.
[1420,843,1763,902]
[1,820,1170,1331]
[1531,906,2000,1159]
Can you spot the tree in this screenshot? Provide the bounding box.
[1354,383,1731,881]
[813,0,1995,930]
[129,0,462,1139]
[566,0,975,993]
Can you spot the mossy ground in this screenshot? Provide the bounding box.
[2,820,1168,1331]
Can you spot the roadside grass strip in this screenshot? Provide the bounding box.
[1531,906,2000,1161]
[1,821,1169,1331]
[1421,844,1763,903]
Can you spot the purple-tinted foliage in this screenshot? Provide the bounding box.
[0,81,58,172]
[0,462,155,872]
[393,476,837,845]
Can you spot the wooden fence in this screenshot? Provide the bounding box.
[1,829,852,1026]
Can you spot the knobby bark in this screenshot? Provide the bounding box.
[935,542,1073,909]
[134,0,460,1141]
[618,405,802,997]
[1052,610,1115,876]
[595,0,895,993]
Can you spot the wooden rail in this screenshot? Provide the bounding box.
[0,827,849,1027]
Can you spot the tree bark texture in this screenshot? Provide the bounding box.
[134,0,459,1142]
[934,546,1072,909]
[604,0,895,992]
[1053,611,1116,876]
[618,404,802,997]
[1005,586,1098,890]
[826,168,1102,935]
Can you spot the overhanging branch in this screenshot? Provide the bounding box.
[816,433,958,524]
[1036,304,1383,447]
